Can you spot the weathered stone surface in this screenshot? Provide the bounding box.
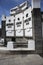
[32,8,42,56]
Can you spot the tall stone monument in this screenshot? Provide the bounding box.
[32,0,42,56]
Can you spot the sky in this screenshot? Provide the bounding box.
[0,0,43,25]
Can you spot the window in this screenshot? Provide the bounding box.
[16,22,22,27]
[25,19,28,23]
[24,19,29,23]
[26,13,28,17]
[26,22,29,25]
[29,18,31,21]
[18,18,20,20]
[16,22,22,25]
[8,25,12,28]
[17,25,21,27]
[9,20,11,22]
[24,19,29,25]
[6,24,13,26]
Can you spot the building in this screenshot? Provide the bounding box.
[0,0,43,56]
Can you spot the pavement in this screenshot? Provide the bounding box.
[0,54,43,65]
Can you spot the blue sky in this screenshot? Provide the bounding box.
[0,0,43,24]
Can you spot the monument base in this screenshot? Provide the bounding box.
[7,41,14,49]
